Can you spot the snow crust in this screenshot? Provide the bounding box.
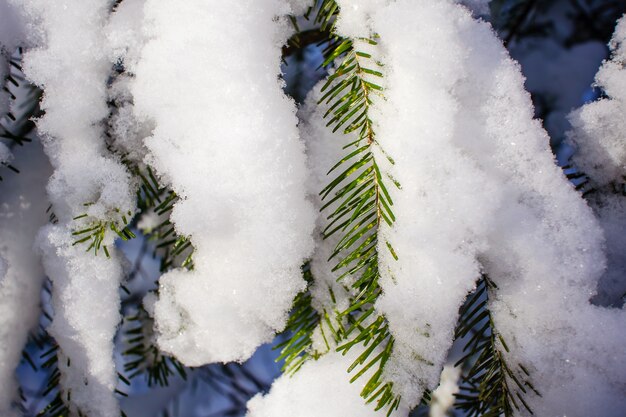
[132,0,315,365]
[0,141,51,417]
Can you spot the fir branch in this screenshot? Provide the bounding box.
[313,0,340,33]
[121,306,187,387]
[562,163,595,197]
[274,264,346,375]
[37,341,71,417]
[454,276,540,417]
[313,1,401,414]
[14,281,72,417]
[132,165,195,272]
[276,2,406,413]
[71,206,136,258]
[71,64,196,266]
[0,51,40,146]
[106,100,194,271]
[274,264,321,374]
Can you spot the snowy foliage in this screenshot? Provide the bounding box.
[0,1,625,417]
[253,1,626,416]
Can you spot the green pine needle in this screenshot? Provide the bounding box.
[314,1,401,414]
[454,276,540,417]
[121,307,187,387]
[277,3,402,414]
[275,264,325,373]
[71,208,136,257]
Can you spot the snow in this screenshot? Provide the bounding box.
[106,0,153,175]
[429,365,461,417]
[0,140,51,417]
[18,0,135,227]
[565,15,626,307]
[11,1,136,415]
[132,0,315,365]
[106,0,147,72]
[371,2,494,405]
[38,226,124,417]
[247,348,408,417]
[334,0,388,38]
[286,0,312,16]
[0,142,11,164]
[570,16,626,186]
[568,15,626,300]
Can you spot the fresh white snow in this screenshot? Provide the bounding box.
[11,1,136,415]
[247,348,408,417]
[132,0,315,365]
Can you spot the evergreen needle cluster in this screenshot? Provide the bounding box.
[280,1,402,415]
[455,276,539,417]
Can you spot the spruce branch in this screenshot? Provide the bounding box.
[132,165,195,272]
[274,264,322,374]
[277,4,401,411]
[312,1,401,414]
[275,264,346,374]
[37,341,71,417]
[16,294,73,417]
[71,206,136,257]
[454,276,540,417]
[121,307,187,386]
